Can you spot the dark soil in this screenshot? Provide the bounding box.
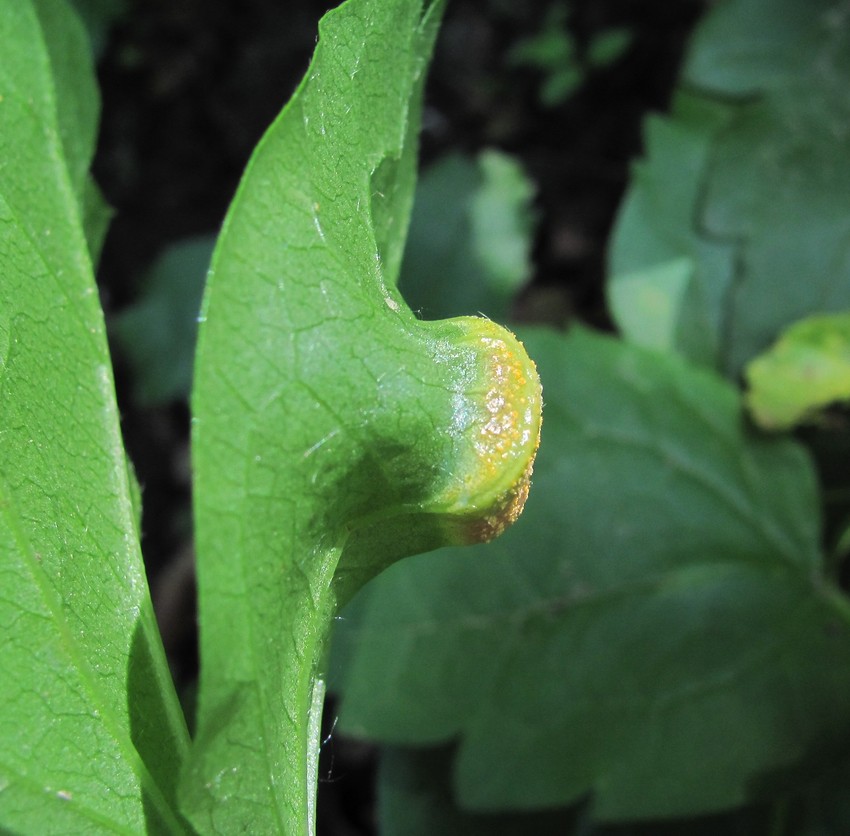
[92,1,707,832]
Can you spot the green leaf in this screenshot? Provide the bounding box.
[699,93,850,375]
[508,3,574,71]
[187,0,542,832]
[745,312,850,430]
[586,28,633,68]
[399,150,536,322]
[111,235,214,405]
[377,747,788,835]
[793,754,850,836]
[683,0,840,96]
[508,3,584,106]
[82,178,112,268]
[0,1,189,832]
[608,0,850,375]
[539,67,584,106]
[332,326,850,820]
[607,92,735,367]
[378,746,580,836]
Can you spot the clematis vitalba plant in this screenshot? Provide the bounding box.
[0,0,540,833]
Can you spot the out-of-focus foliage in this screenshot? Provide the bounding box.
[400,150,536,322]
[332,0,850,833]
[509,0,632,106]
[609,0,850,377]
[745,313,850,431]
[111,235,214,405]
[67,0,126,54]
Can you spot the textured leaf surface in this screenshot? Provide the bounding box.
[333,326,850,819]
[746,313,850,430]
[608,0,850,375]
[0,1,188,832]
[188,0,541,831]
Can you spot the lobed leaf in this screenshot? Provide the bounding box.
[0,1,189,832]
[608,0,850,376]
[380,745,850,836]
[332,326,850,819]
[378,746,577,836]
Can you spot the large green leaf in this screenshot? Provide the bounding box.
[332,326,850,819]
[188,0,542,832]
[376,746,789,836]
[606,92,735,367]
[608,0,850,375]
[0,1,189,832]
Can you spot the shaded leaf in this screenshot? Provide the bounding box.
[332,326,850,820]
[111,235,214,405]
[587,28,633,68]
[67,0,127,56]
[607,93,735,367]
[378,746,579,836]
[700,90,850,374]
[399,150,536,322]
[507,3,583,106]
[378,745,793,836]
[683,0,841,97]
[608,0,850,376]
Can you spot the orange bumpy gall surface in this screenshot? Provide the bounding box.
[438,319,542,543]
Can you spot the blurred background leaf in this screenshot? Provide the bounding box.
[110,234,213,405]
[608,0,850,376]
[607,92,735,367]
[746,313,850,431]
[508,1,633,108]
[399,149,536,322]
[378,746,580,835]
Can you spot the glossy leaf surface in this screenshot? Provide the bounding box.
[0,1,188,832]
[188,0,541,831]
